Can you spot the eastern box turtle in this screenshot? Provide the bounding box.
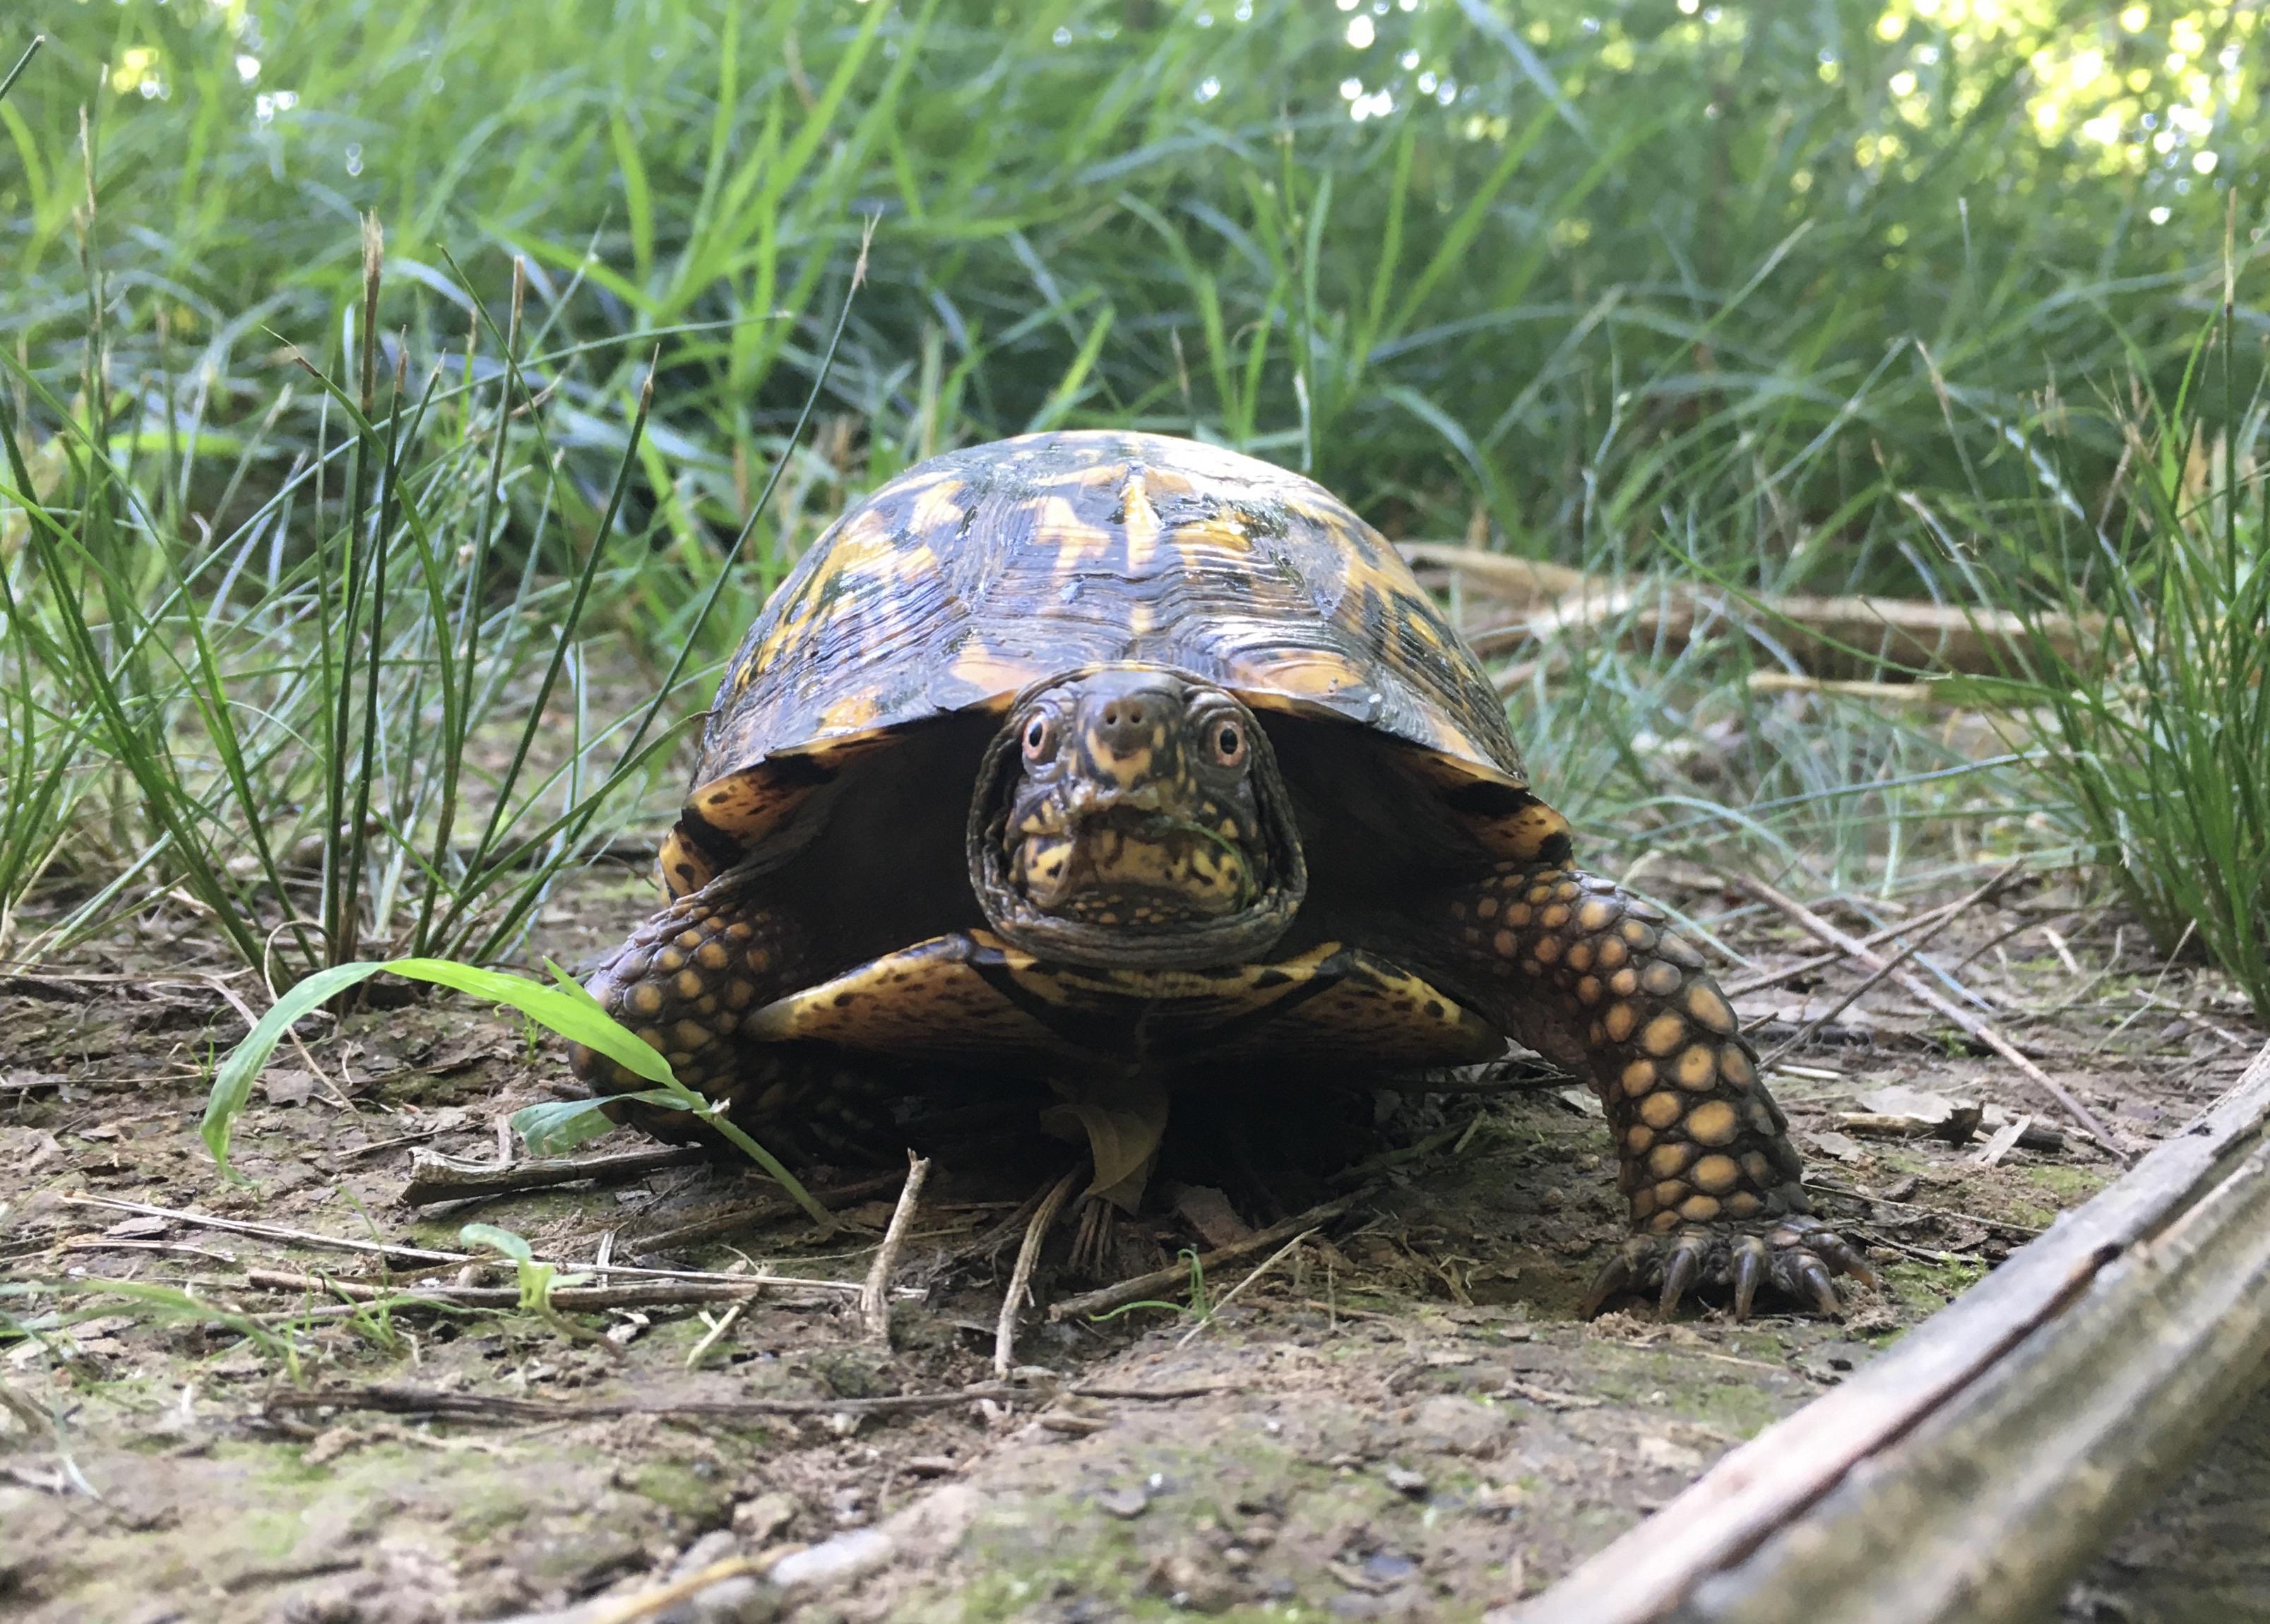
[574,431,1872,1317]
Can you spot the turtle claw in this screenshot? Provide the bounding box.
[1796,1254,1843,1317]
[1730,1235,1769,1323]
[1808,1228,1883,1290]
[1581,1246,1639,1319]
[1657,1238,1704,1319]
[1584,1214,1871,1321]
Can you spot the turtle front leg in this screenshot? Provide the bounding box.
[1429,860,1875,1319]
[569,879,888,1158]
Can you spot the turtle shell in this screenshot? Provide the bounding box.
[658,431,1569,897]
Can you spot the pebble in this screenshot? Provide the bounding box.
[731,1491,798,1544]
[766,1527,893,1592]
[1382,1466,1429,1497]
[1095,1486,1150,1519]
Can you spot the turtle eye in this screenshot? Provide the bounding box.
[1209,719,1247,768]
[1021,713,1059,763]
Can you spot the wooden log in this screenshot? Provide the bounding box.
[1402,543,2103,679]
[1497,1039,2270,1624]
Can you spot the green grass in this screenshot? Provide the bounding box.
[1930,289,2270,1009]
[0,0,2265,1008]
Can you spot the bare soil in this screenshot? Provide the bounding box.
[1,863,2260,1623]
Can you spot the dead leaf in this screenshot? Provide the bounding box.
[260,1070,316,1107]
[1171,1186,1253,1250]
[1854,1085,1961,1122]
[1042,1076,1171,1212]
[0,1128,61,1174]
[1808,1130,1866,1162]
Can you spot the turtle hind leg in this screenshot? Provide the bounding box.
[571,883,892,1158]
[1428,859,1876,1320]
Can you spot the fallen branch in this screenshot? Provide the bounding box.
[861,1152,929,1343]
[1499,1037,2270,1624]
[400,1145,704,1207]
[1832,1110,2060,1152]
[262,1375,1228,1425]
[262,1380,1027,1423]
[1050,1195,1359,1323]
[1404,544,2102,680]
[1832,1109,1982,1147]
[1728,875,2127,1161]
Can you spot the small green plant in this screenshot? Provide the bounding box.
[201,955,833,1224]
[457,1224,578,1314]
[1088,1248,1210,1325]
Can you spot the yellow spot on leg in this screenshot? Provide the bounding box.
[1647,1142,1694,1178]
[1687,1100,1739,1145]
[1672,1044,1718,1092]
[1639,1012,1687,1056]
[1686,984,1737,1034]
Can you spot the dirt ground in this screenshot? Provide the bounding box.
[2,861,2262,1623]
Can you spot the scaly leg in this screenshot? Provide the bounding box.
[569,880,891,1161]
[1429,861,1875,1318]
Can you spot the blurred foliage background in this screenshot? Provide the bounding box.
[6,0,2261,571]
[1,1,2265,994]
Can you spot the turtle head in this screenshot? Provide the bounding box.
[968,666,1307,968]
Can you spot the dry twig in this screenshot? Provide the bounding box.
[1177,1227,1317,1348]
[860,1152,930,1343]
[996,1167,1082,1378]
[400,1145,703,1206]
[59,1195,872,1291]
[1757,866,2015,1067]
[1050,1195,1359,1323]
[1728,875,2127,1161]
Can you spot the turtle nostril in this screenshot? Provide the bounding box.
[1090,695,1162,758]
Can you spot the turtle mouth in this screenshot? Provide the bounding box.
[1013,807,1262,924]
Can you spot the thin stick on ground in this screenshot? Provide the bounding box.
[1757,866,2011,1067]
[685,1303,745,1368]
[1177,1227,1317,1349]
[996,1166,1082,1378]
[1050,1195,1360,1323]
[232,1268,851,1313]
[57,1195,874,1291]
[1729,874,2129,1161]
[860,1151,930,1343]
[1721,864,2022,1000]
[400,1145,704,1207]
